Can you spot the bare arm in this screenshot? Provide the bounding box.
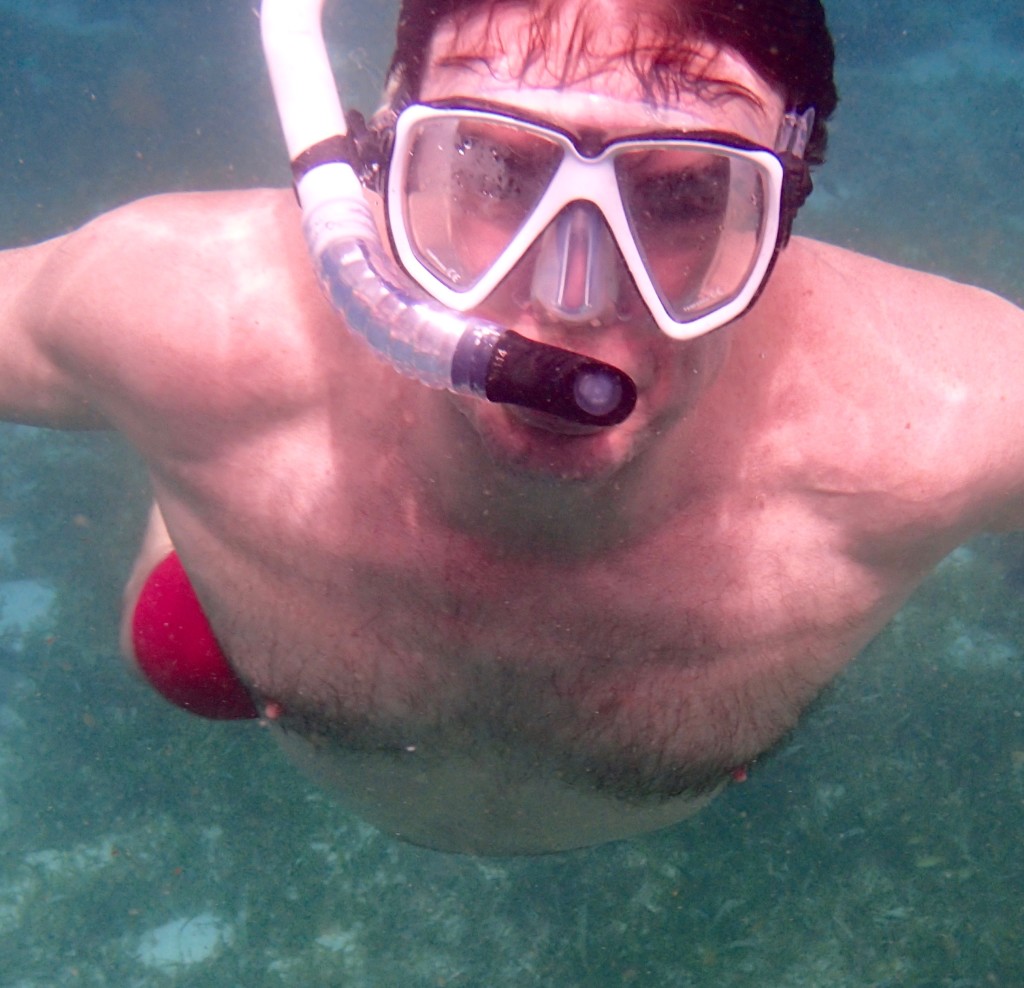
[941,284,1024,534]
[950,282,1024,533]
[0,234,109,429]
[0,189,316,439]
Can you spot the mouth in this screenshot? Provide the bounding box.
[455,393,645,482]
[503,405,609,437]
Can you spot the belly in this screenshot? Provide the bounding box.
[274,726,727,855]
[246,632,821,854]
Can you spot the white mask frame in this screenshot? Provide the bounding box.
[386,99,813,340]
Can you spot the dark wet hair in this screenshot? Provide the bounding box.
[385,0,838,164]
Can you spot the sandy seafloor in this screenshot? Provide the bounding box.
[0,1,1022,985]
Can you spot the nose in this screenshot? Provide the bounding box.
[529,202,621,326]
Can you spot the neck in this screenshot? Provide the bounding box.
[408,393,710,557]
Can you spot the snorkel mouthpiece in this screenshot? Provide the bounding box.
[260,0,636,428]
[474,330,635,426]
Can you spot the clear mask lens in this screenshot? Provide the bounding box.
[615,146,771,322]
[402,115,562,292]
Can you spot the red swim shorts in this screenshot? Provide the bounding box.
[131,552,258,720]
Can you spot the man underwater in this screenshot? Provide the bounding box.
[1,0,1023,854]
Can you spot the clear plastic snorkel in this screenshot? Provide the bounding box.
[259,0,636,427]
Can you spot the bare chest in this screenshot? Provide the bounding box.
[160,421,955,850]
[204,494,923,852]
[220,492,909,775]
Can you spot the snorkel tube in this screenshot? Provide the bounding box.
[260,0,635,427]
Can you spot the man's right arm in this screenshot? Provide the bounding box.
[0,234,111,430]
[2,188,327,441]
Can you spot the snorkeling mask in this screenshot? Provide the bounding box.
[383,99,815,340]
[261,0,813,427]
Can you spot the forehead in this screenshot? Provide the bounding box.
[419,2,786,144]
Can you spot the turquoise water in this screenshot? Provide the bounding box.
[0,1,1022,984]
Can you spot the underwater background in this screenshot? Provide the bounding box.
[0,0,1022,984]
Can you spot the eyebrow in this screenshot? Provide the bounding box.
[424,96,759,153]
[431,42,773,117]
[696,79,769,115]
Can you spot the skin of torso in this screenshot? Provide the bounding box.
[5,188,1024,854]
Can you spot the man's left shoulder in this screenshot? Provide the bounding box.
[785,236,1023,337]
[780,237,1024,532]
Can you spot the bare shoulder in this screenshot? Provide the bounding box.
[28,188,344,431]
[78,186,298,239]
[784,236,1024,338]
[51,187,309,298]
[1,192,302,428]
[776,237,1024,388]
[774,237,1024,533]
